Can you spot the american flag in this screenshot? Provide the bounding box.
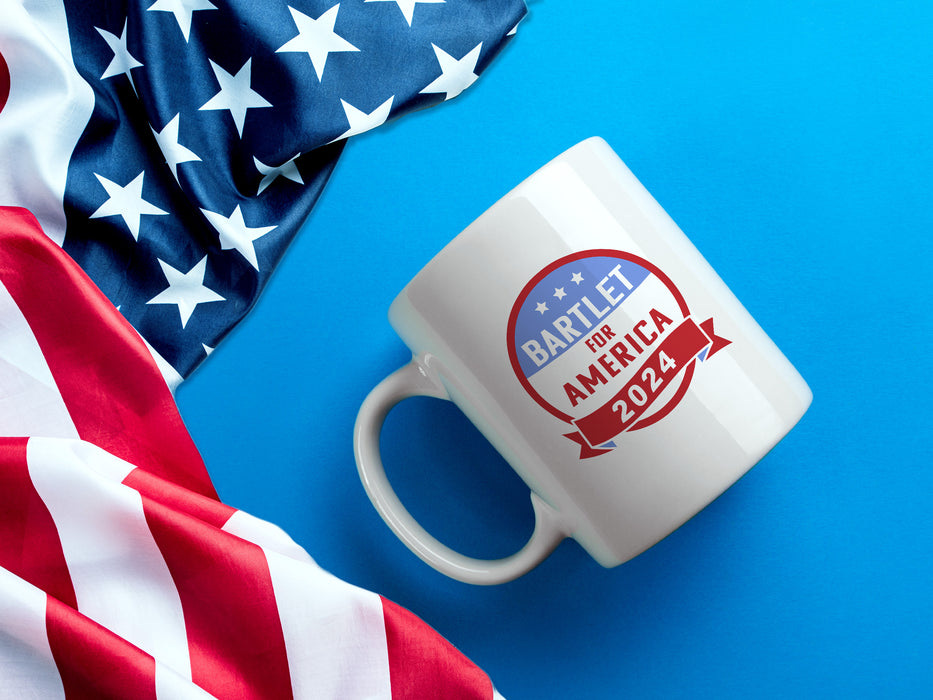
[2,0,523,379]
[0,0,524,697]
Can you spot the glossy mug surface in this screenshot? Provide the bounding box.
[354,137,812,585]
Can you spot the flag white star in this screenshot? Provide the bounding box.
[96,21,143,83]
[419,43,482,100]
[151,114,201,180]
[148,0,217,43]
[200,59,272,137]
[253,154,304,194]
[553,287,566,300]
[147,0,217,42]
[535,302,548,314]
[276,5,359,82]
[147,256,225,328]
[200,204,276,270]
[90,171,167,240]
[571,272,584,285]
[363,0,444,27]
[329,96,394,143]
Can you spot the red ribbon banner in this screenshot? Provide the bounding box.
[564,317,730,457]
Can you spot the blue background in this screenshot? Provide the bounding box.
[178,2,933,697]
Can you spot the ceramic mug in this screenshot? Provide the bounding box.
[354,137,812,585]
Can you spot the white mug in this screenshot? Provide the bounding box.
[354,137,812,585]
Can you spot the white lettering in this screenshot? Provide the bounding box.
[552,315,581,343]
[541,329,567,355]
[521,340,549,367]
[596,264,634,306]
[566,302,593,329]
[581,295,609,319]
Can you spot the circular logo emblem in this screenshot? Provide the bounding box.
[506,249,730,458]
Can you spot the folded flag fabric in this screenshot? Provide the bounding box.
[0,0,526,697]
[0,206,509,697]
[0,0,524,379]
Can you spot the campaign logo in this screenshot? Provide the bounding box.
[506,249,731,458]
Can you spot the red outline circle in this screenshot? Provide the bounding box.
[506,249,696,430]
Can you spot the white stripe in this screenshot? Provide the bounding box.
[0,567,66,700]
[152,660,219,700]
[142,335,185,394]
[0,280,79,439]
[222,509,315,564]
[26,437,194,693]
[0,0,95,247]
[223,511,392,700]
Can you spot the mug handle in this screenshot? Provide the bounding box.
[353,359,569,585]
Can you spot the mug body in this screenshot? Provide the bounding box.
[388,137,811,567]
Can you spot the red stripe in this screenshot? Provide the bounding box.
[138,494,293,699]
[0,438,77,608]
[45,595,157,700]
[123,467,236,530]
[381,597,493,700]
[0,440,154,698]
[0,207,217,499]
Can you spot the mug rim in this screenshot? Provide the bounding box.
[389,136,608,313]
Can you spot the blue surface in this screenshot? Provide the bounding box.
[177,2,933,697]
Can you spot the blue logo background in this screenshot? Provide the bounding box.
[512,256,651,377]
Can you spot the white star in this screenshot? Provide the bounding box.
[553,287,566,300]
[419,43,482,101]
[276,5,359,82]
[253,154,304,194]
[199,59,272,137]
[329,96,394,143]
[200,204,276,270]
[151,114,201,180]
[364,0,444,27]
[147,0,217,42]
[535,302,548,314]
[90,171,167,240]
[147,256,225,328]
[96,21,143,84]
[571,272,584,285]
